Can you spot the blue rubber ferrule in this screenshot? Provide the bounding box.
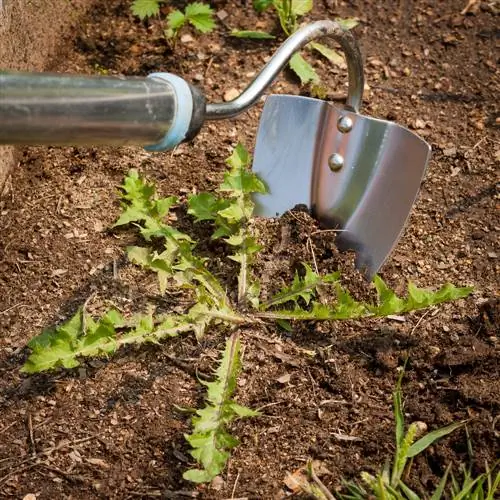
[144,73,193,152]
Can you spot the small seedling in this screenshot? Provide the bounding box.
[131,0,165,20]
[165,3,215,39]
[131,0,215,40]
[233,0,359,87]
[21,144,473,483]
[293,372,499,499]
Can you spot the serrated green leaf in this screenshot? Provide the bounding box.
[291,0,312,16]
[21,308,121,373]
[127,245,154,267]
[185,2,216,33]
[371,275,407,315]
[276,319,292,332]
[226,142,250,170]
[229,402,260,417]
[183,468,213,483]
[335,17,359,30]
[131,0,161,19]
[113,206,146,227]
[230,30,275,39]
[188,192,227,222]
[331,283,367,319]
[218,202,246,222]
[253,0,273,12]
[309,42,345,67]
[264,263,321,308]
[167,9,186,31]
[155,196,177,218]
[289,53,319,85]
[225,233,244,246]
[184,334,259,483]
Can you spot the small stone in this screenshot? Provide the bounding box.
[216,10,228,20]
[487,252,497,259]
[23,495,37,500]
[192,73,204,82]
[211,476,224,491]
[429,346,441,356]
[443,147,457,157]
[223,87,239,102]
[413,421,428,437]
[180,34,194,43]
[414,118,426,129]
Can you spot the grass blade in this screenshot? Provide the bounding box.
[407,421,466,458]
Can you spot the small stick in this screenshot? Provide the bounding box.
[0,303,24,315]
[0,434,99,475]
[230,470,241,500]
[306,237,319,275]
[27,414,36,457]
[410,308,433,336]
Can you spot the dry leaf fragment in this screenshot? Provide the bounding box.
[86,457,110,469]
[277,373,291,384]
[332,431,362,442]
[284,460,331,497]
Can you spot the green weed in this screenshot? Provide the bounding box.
[183,333,259,483]
[21,144,473,483]
[235,0,359,87]
[131,0,215,40]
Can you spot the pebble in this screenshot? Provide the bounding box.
[412,421,428,437]
[223,87,239,102]
[180,34,194,43]
[211,476,224,491]
[414,118,426,129]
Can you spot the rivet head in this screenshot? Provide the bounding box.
[328,153,344,172]
[337,115,353,133]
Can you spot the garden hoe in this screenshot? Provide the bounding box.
[0,20,431,278]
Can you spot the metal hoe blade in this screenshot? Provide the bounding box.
[252,95,431,278]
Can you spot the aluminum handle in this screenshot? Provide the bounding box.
[0,73,189,148]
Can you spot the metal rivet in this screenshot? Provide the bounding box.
[328,153,344,172]
[337,115,353,133]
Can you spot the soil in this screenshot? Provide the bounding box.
[0,0,499,498]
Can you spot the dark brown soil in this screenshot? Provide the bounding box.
[0,0,499,498]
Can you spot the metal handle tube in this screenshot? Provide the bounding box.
[205,20,364,120]
[0,72,179,147]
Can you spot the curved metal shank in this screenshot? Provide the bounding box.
[206,20,364,120]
